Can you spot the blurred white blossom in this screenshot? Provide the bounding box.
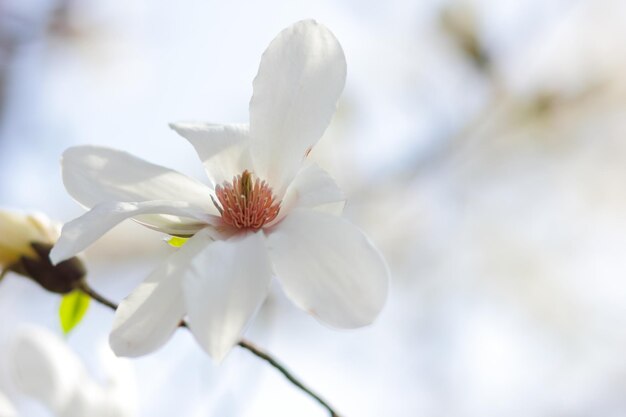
[0,391,17,417]
[10,326,136,417]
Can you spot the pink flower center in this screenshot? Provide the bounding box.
[211,170,281,230]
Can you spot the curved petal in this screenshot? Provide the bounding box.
[270,162,345,226]
[183,231,272,361]
[62,146,216,230]
[109,229,214,357]
[169,123,253,186]
[249,20,347,194]
[50,200,217,264]
[266,209,389,328]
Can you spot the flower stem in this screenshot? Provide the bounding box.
[78,282,117,310]
[80,283,342,417]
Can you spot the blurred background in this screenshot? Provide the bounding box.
[2,0,626,416]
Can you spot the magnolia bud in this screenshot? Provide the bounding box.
[0,210,59,268]
[0,209,85,294]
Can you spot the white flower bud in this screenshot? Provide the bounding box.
[0,209,60,269]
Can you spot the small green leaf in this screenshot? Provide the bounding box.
[59,290,90,335]
[168,237,188,248]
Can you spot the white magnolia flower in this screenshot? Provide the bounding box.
[0,209,59,270]
[51,20,389,360]
[9,326,136,417]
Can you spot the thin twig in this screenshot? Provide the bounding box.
[79,282,117,310]
[236,339,341,417]
[80,283,342,417]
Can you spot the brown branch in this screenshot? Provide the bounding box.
[80,282,342,417]
[78,282,117,310]
[237,339,341,417]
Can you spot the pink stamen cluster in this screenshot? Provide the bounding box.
[212,170,281,230]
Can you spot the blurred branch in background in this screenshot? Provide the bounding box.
[0,0,93,132]
[342,2,626,414]
[439,1,491,72]
[354,0,611,197]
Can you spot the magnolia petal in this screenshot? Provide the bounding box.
[249,20,347,194]
[50,200,216,264]
[110,230,214,357]
[169,123,253,186]
[270,163,345,226]
[0,392,17,417]
[62,146,217,230]
[266,209,389,328]
[183,231,272,361]
[10,327,84,413]
[131,213,214,237]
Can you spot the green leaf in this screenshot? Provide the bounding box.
[59,290,90,335]
[168,237,188,248]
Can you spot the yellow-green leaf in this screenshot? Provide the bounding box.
[168,237,188,247]
[59,290,90,335]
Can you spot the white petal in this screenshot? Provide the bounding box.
[249,20,347,193]
[266,209,389,328]
[183,231,272,361]
[110,230,214,357]
[50,200,216,264]
[0,392,17,417]
[270,162,345,226]
[62,146,216,230]
[58,380,102,417]
[169,123,253,186]
[10,326,85,413]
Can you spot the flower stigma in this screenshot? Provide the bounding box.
[211,170,281,230]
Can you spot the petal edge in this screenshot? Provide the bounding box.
[249,20,347,194]
[266,209,389,328]
[183,231,272,361]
